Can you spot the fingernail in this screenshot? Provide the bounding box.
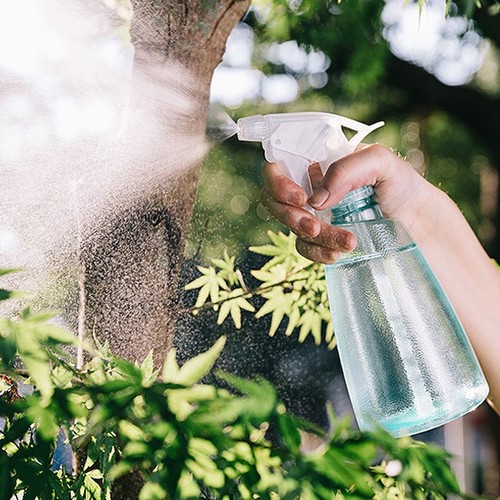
[309,188,329,208]
[299,217,317,236]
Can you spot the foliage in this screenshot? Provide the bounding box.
[248,0,499,105]
[0,268,469,499]
[185,231,335,348]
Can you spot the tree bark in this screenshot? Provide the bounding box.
[83,0,248,370]
[79,1,248,497]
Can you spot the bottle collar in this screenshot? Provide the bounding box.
[331,185,376,219]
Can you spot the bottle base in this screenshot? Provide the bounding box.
[357,384,490,437]
[371,387,489,437]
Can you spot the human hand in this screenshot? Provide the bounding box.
[260,144,433,264]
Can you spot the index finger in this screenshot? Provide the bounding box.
[262,162,308,207]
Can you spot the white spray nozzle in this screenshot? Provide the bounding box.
[237,115,269,142]
[236,112,384,212]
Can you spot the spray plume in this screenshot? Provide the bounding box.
[0,0,209,331]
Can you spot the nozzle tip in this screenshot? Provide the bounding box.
[236,115,268,142]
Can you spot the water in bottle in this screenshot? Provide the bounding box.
[325,186,489,436]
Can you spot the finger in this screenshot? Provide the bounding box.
[262,161,308,207]
[296,238,341,264]
[310,222,356,252]
[308,144,394,210]
[261,188,321,239]
[308,162,324,190]
[261,188,357,250]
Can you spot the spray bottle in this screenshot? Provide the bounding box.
[237,112,488,436]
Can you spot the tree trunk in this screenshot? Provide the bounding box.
[83,0,248,370]
[80,2,248,496]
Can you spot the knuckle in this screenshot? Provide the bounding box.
[276,174,292,191]
[328,161,350,184]
[368,143,391,160]
[321,247,340,263]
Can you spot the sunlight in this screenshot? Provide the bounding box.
[382,0,488,86]
[0,0,43,75]
[0,0,132,160]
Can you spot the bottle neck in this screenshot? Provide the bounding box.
[330,185,383,224]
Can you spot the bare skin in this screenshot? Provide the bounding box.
[261,143,500,414]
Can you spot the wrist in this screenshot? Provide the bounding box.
[401,183,492,282]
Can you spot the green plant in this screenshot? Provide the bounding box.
[185,231,335,348]
[0,268,469,499]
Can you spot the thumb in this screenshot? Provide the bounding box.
[308,144,393,210]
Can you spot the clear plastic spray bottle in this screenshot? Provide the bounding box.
[237,112,489,436]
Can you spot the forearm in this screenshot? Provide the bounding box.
[402,185,500,413]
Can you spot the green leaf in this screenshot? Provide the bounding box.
[230,300,242,328]
[178,471,202,497]
[185,265,232,310]
[0,451,15,497]
[48,473,71,499]
[217,300,232,325]
[164,336,226,385]
[162,348,180,382]
[249,243,285,257]
[211,251,235,271]
[255,287,298,337]
[0,268,22,277]
[184,274,211,290]
[123,441,150,458]
[114,358,143,383]
[186,230,335,347]
[26,398,59,440]
[108,461,134,481]
[82,474,103,500]
[237,297,255,312]
[28,322,77,345]
[250,231,306,272]
[277,414,302,454]
[139,350,158,385]
[139,482,167,500]
[298,310,323,345]
[119,420,144,441]
[24,310,58,322]
[187,448,224,485]
[21,353,54,402]
[285,307,301,336]
[211,250,239,285]
[217,373,277,419]
[0,289,14,301]
[342,440,378,464]
[216,295,255,329]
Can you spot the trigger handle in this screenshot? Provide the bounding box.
[268,152,315,214]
